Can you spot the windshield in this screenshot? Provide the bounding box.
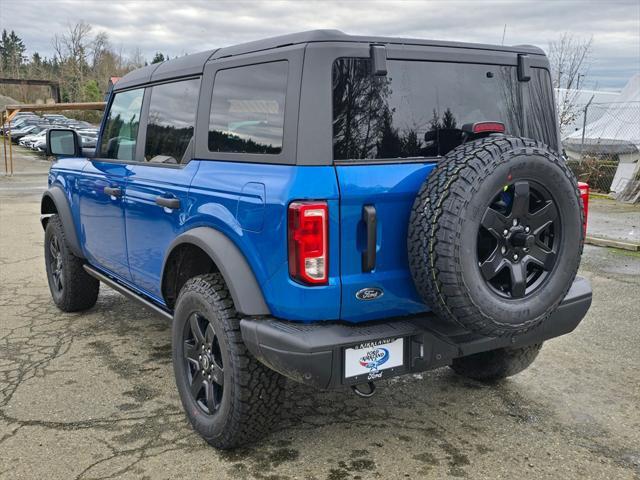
[332,58,557,161]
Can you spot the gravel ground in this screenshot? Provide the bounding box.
[1,151,639,480]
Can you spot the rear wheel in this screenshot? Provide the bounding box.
[172,273,285,449]
[44,215,99,312]
[450,343,543,381]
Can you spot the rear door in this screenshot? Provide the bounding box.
[124,78,201,299]
[332,55,528,322]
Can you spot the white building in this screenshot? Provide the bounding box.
[563,75,640,199]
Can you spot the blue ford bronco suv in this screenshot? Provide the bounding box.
[42,30,592,449]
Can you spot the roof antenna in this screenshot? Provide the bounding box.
[501,24,507,45]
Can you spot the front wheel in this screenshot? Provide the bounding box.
[172,273,285,449]
[44,215,99,312]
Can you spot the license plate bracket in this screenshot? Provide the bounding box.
[343,337,405,383]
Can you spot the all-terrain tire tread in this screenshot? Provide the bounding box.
[45,215,99,312]
[408,135,584,337]
[176,273,285,449]
[450,343,543,381]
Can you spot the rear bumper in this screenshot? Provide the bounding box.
[241,276,592,389]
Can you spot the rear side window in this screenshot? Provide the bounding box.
[99,88,144,160]
[144,78,201,164]
[208,61,288,154]
[332,59,525,161]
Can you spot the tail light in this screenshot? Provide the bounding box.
[578,182,589,236]
[288,201,328,284]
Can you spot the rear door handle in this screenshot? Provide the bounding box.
[362,205,377,272]
[155,196,180,210]
[104,186,122,197]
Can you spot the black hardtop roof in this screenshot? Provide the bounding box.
[114,29,545,90]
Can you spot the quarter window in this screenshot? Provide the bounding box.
[208,61,288,154]
[144,78,201,164]
[99,88,144,160]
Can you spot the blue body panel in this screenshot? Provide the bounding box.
[187,160,341,321]
[335,162,436,322]
[77,160,131,280]
[50,155,436,324]
[124,161,200,297]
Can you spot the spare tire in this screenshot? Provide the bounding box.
[408,136,584,337]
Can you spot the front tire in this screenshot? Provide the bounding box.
[172,273,285,449]
[44,215,99,312]
[450,343,542,381]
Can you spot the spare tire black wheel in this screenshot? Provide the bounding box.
[408,136,584,337]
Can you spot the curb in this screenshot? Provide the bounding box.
[585,235,640,252]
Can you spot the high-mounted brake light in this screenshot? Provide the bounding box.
[578,182,589,235]
[288,201,328,285]
[462,121,506,134]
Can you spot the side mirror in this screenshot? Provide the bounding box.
[46,129,81,157]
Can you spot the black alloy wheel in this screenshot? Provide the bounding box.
[477,180,561,299]
[408,135,584,337]
[48,232,64,294]
[183,312,225,415]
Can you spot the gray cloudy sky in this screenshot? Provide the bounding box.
[1,0,638,90]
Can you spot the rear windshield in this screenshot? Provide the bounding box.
[332,58,557,161]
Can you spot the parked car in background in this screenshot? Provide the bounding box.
[11,125,46,142]
[20,129,50,148]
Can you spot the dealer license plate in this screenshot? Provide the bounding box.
[344,338,404,379]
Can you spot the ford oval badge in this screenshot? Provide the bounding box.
[356,288,384,301]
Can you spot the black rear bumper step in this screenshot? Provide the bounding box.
[241,276,592,389]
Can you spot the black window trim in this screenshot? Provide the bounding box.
[137,75,202,167]
[297,42,556,166]
[93,75,202,169]
[330,56,534,164]
[94,85,146,165]
[194,45,304,166]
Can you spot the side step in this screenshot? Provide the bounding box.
[83,265,173,322]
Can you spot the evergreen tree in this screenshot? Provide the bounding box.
[151,52,165,64]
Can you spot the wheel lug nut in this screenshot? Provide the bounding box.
[503,229,508,236]
[525,226,530,233]
[512,219,518,226]
[501,246,506,254]
[513,254,519,260]
[208,375,211,380]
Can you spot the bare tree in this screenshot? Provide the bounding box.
[548,33,593,135]
[52,21,94,101]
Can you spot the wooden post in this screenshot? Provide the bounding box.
[8,120,13,176]
[2,112,7,175]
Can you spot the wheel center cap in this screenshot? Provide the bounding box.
[510,231,535,248]
[200,354,210,371]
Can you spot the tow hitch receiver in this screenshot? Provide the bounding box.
[351,382,376,398]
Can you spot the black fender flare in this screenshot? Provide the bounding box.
[41,186,84,259]
[162,227,270,316]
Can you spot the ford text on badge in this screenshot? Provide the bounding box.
[355,287,384,300]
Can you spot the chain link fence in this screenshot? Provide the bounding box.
[562,100,640,203]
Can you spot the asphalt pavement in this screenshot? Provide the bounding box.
[1,149,639,479]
